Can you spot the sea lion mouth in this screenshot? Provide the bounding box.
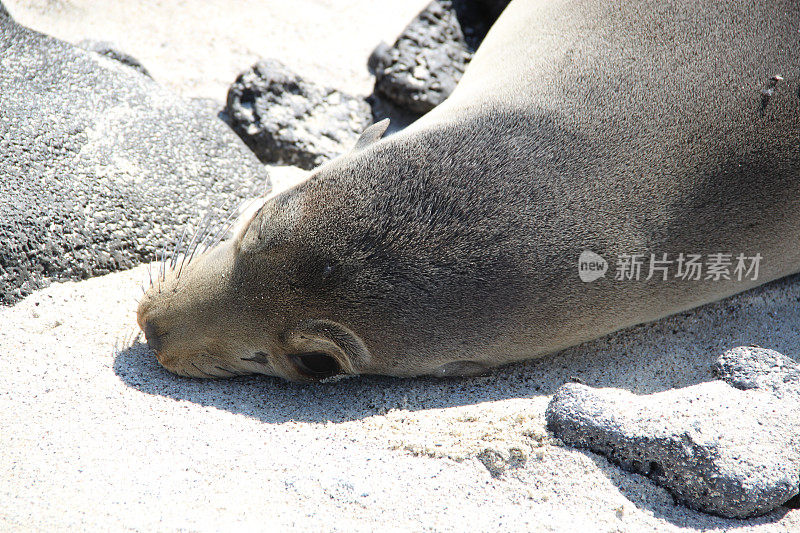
[142,320,163,353]
[288,351,342,380]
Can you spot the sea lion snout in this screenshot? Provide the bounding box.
[134,239,280,379]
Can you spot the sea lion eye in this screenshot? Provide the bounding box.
[288,352,341,379]
[290,256,343,292]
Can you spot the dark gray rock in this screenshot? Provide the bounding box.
[369,0,509,114]
[474,0,510,20]
[0,2,8,18]
[78,39,151,77]
[545,346,800,519]
[226,59,372,170]
[714,346,800,397]
[0,17,269,305]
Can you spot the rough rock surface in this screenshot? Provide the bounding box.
[78,39,152,78]
[714,345,800,396]
[546,347,800,519]
[369,0,509,114]
[226,59,373,170]
[474,0,511,20]
[0,15,269,305]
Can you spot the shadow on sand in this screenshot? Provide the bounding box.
[112,275,800,527]
[579,449,793,528]
[113,274,800,425]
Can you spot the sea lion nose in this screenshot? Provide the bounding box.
[143,321,163,353]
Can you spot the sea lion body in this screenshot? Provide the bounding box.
[138,0,800,380]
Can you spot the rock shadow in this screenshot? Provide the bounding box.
[572,449,794,528]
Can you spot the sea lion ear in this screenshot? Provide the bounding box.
[352,119,390,151]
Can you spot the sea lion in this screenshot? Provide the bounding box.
[137,0,800,381]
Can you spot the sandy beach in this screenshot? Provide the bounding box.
[1,1,799,531]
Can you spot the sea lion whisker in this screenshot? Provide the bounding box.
[203,201,246,253]
[202,183,255,245]
[205,196,261,253]
[176,221,199,281]
[187,186,239,257]
[113,328,139,354]
[158,245,167,284]
[192,185,246,257]
[176,216,205,280]
[193,213,218,256]
[126,328,137,347]
[170,225,189,270]
[179,209,214,279]
[172,184,252,281]
[157,247,163,282]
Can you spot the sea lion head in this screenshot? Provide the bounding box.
[137,119,476,381]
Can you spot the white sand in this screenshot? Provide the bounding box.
[4,0,429,100]
[2,1,800,531]
[3,252,799,531]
